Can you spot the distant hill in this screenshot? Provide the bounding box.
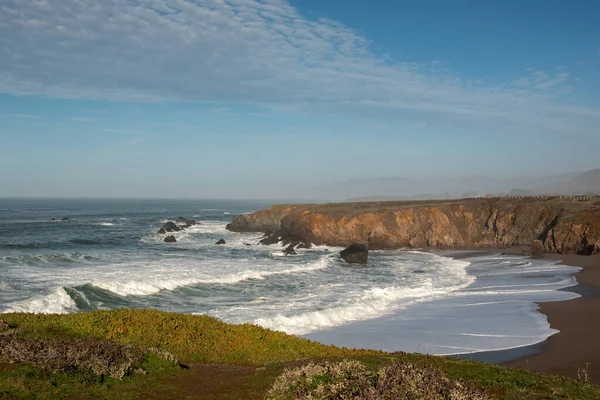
[544,169,600,195]
[307,172,583,202]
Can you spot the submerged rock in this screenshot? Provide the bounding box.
[340,243,368,264]
[283,244,297,256]
[216,239,226,245]
[176,217,199,227]
[61,217,69,221]
[164,235,177,243]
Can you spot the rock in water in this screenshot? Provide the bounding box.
[260,234,282,245]
[176,217,199,227]
[283,244,297,256]
[158,221,181,234]
[216,239,226,245]
[531,240,545,258]
[61,217,69,221]
[164,235,177,243]
[340,244,368,264]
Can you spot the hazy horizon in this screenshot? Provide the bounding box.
[2,0,599,199]
[1,169,598,201]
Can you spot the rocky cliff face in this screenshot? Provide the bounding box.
[226,198,600,255]
[225,205,299,233]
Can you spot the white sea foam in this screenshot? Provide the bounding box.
[91,256,332,296]
[255,286,428,335]
[301,253,581,355]
[97,222,115,226]
[252,257,473,335]
[2,252,89,266]
[3,287,78,314]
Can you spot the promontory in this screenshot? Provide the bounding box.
[227,197,600,255]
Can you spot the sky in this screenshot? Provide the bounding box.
[1,0,599,199]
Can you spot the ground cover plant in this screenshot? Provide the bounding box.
[0,310,598,399]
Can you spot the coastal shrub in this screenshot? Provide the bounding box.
[0,335,145,379]
[0,319,9,333]
[266,360,492,400]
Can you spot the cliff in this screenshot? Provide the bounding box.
[226,198,600,255]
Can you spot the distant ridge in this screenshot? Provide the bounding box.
[544,169,600,195]
[330,169,600,202]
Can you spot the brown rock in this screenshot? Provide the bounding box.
[225,198,600,255]
[531,240,545,258]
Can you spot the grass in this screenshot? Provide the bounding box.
[1,310,599,399]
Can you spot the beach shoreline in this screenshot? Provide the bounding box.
[435,247,600,384]
[489,249,600,384]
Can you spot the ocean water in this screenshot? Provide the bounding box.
[0,198,580,356]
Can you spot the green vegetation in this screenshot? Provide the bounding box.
[0,310,599,399]
[266,360,490,399]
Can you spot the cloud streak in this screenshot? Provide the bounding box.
[7,114,38,119]
[68,116,96,122]
[0,0,598,135]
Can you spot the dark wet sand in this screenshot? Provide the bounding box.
[498,252,600,384]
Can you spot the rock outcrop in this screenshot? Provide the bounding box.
[340,243,368,264]
[158,222,181,234]
[226,206,298,233]
[61,217,69,221]
[531,240,545,258]
[216,239,226,245]
[226,198,600,255]
[164,235,177,243]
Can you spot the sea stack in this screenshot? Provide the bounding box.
[339,243,368,264]
[340,232,371,264]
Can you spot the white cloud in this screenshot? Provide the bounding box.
[7,114,38,119]
[68,117,96,122]
[0,0,598,136]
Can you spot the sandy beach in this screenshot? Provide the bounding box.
[502,252,600,385]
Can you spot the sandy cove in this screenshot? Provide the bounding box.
[501,252,600,385]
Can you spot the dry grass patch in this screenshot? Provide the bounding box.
[0,334,145,379]
[267,360,492,400]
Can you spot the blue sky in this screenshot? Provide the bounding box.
[1,0,599,198]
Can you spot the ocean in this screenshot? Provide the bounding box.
[0,198,580,357]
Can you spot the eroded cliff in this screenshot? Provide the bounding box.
[226,198,600,254]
